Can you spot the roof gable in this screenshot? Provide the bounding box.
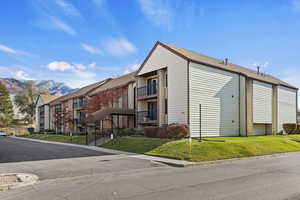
[137,42,187,76]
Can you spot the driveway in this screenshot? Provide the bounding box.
[0,136,112,163]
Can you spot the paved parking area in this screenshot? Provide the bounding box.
[0,137,112,163]
[0,137,167,181]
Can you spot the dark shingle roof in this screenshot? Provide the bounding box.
[89,72,136,96]
[49,79,110,105]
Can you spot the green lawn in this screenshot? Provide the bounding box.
[100,136,171,154]
[20,134,86,145]
[100,135,300,162]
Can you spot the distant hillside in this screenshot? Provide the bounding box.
[0,78,77,95]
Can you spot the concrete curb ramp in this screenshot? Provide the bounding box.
[0,173,39,191]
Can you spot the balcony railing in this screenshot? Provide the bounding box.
[137,83,158,99]
[137,111,158,124]
[73,101,86,109]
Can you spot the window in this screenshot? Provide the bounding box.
[147,78,158,96]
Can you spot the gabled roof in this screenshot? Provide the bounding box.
[138,41,297,90]
[49,79,110,105]
[89,72,136,96]
[39,94,60,104]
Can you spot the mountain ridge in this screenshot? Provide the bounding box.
[0,78,77,95]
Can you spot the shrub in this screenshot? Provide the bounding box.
[144,127,158,138]
[167,123,189,139]
[156,125,169,138]
[295,125,300,134]
[283,123,298,134]
[27,127,34,134]
[119,128,135,136]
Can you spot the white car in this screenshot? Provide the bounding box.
[0,131,7,136]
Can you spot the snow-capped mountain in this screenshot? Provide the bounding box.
[0,78,76,95]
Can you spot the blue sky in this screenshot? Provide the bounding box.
[0,0,300,90]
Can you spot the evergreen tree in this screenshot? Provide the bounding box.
[0,82,14,127]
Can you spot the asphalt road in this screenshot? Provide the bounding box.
[2,151,300,200]
[0,136,112,163]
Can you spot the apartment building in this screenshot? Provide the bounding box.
[136,41,298,137]
[85,72,136,132]
[35,94,59,132]
[36,41,297,137]
[46,73,136,134]
[49,79,109,133]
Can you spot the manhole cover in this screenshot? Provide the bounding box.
[0,173,38,191]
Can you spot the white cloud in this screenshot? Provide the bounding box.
[73,70,96,79]
[81,43,101,55]
[0,45,17,54]
[48,61,74,71]
[105,37,137,56]
[74,63,87,70]
[0,66,8,70]
[54,0,81,16]
[130,63,140,71]
[252,61,269,69]
[93,0,106,6]
[138,0,172,30]
[0,44,32,56]
[89,62,96,68]
[123,69,131,74]
[46,61,98,88]
[123,63,140,74]
[12,70,32,80]
[49,16,76,35]
[292,0,300,12]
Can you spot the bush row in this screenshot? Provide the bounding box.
[144,123,189,139]
[283,123,300,134]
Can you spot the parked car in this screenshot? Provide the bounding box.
[0,131,7,136]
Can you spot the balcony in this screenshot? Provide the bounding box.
[137,111,158,125]
[137,83,158,100]
[73,101,86,109]
[75,118,85,127]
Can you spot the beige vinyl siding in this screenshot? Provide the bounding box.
[44,105,50,130]
[35,98,43,132]
[127,83,135,109]
[253,124,272,136]
[253,80,273,124]
[138,44,188,124]
[189,63,240,137]
[278,86,297,132]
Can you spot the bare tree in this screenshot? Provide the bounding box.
[14,81,48,124]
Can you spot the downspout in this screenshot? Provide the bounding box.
[238,75,241,136]
[297,89,299,123]
[187,59,190,137]
[245,77,248,137]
